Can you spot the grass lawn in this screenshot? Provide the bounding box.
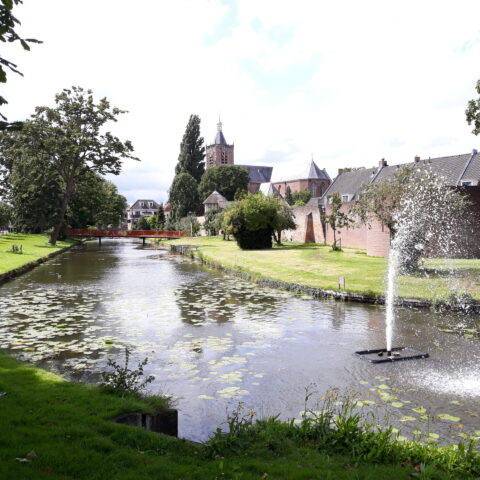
[165,236,480,302]
[1,351,474,480]
[0,233,76,275]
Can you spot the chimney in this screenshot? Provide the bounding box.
[379,158,388,167]
[414,155,421,163]
[473,149,478,155]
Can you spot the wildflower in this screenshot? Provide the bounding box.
[329,391,333,395]
[249,409,255,416]
[238,403,244,409]
[321,397,325,401]
[457,424,463,429]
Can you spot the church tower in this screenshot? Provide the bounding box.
[205,119,234,169]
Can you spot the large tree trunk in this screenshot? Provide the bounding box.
[49,177,75,245]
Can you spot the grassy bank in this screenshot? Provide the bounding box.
[0,233,76,275]
[1,351,478,479]
[165,236,480,302]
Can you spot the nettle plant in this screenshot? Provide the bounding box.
[101,346,154,396]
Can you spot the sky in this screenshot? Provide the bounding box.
[3,0,480,205]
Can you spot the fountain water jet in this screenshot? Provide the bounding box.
[355,166,468,363]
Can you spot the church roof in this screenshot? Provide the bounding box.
[273,159,331,182]
[214,130,228,145]
[237,165,273,184]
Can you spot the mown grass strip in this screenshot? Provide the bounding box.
[0,233,76,276]
[165,236,480,302]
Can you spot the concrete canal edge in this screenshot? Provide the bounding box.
[168,244,480,312]
[0,240,83,287]
[111,409,178,437]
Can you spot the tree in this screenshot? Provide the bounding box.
[3,139,60,232]
[322,192,352,251]
[272,202,296,245]
[204,208,220,236]
[177,213,200,236]
[350,166,469,271]
[2,87,138,244]
[349,166,412,238]
[69,174,126,228]
[0,0,42,130]
[223,194,292,250]
[0,201,10,227]
[285,186,294,205]
[175,114,205,182]
[135,216,150,230]
[291,188,312,206]
[168,172,200,219]
[466,79,480,136]
[198,164,249,201]
[156,203,166,229]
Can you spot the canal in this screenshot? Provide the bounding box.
[0,240,479,442]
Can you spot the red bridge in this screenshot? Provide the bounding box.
[68,229,188,245]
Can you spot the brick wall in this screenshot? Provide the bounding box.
[289,205,326,243]
[272,179,330,197]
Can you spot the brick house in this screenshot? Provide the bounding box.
[290,151,480,257]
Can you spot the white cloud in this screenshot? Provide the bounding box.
[3,0,480,204]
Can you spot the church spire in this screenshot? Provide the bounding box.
[214,117,227,145]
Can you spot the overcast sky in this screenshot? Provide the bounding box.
[3,0,480,204]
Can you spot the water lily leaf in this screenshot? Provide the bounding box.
[437,414,460,422]
[391,402,404,408]
[197,395,214,400]
[399,416,416,422]
[104,340,113,345]
[412,406,427,414]
[359,380,368,385]
[376,384,390,390]
[449,400,462,405]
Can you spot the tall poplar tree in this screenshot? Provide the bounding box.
[175,114,205,182]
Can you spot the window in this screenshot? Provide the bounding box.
[461,181,472,186]
[342,195,349,202]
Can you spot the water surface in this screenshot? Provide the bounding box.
[0,240,479,442]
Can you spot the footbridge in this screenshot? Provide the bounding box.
[68,229,188,245]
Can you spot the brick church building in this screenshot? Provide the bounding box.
[205,120,273,193]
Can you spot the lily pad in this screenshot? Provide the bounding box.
[437,414,460,422]
[399,416,417,422]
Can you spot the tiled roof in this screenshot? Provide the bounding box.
[322,151,480,203]
[203,190,229,207]
[237,165,273,184]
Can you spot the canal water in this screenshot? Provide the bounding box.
[0,240,479,442]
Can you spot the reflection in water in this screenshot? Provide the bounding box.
[175,274,281,325]
[0,239,479,442]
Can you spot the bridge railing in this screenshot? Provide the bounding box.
[68,229,189,238]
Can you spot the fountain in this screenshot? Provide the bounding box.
[356,167,468,363]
